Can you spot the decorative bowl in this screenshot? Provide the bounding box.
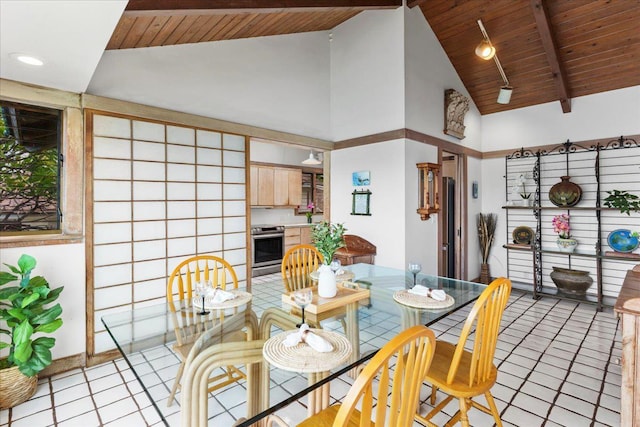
[607,229,639,253]
[549,267,593,296]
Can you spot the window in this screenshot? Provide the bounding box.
[0,101,62,233]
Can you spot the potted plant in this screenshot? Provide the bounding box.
[477,213,497,284]
[517,173,532,206]
[0,254,64,409]
[311,221,346,297]
[603,190,640,215]
[552,214,577,253]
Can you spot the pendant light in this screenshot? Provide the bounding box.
[302,150,322,165]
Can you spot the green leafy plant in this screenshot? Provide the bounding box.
[0,254,64,376]
[603,190,640,216]
[311,220,346,264]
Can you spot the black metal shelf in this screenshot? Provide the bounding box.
[504,136,640,312]
[503,244,640,261]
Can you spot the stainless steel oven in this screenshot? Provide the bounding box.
[251,225,285,277]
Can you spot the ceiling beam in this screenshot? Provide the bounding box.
[125,0,402,15]
[530,0,571,113]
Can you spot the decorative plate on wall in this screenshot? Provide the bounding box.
[549,176,582,207]
[512,226,534,245]
[607,229,640,253]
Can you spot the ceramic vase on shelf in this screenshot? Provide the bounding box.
[317,264,337,298]
[556,237,578,253]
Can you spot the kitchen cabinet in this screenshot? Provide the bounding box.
[250,165,301,207]
[284,226,313,252]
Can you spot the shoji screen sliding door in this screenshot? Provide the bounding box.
[87,112,247,357]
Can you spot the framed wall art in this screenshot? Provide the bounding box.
[351,189,372,216]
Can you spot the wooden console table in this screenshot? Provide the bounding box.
[614,265,640,427]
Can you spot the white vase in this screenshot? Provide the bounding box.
[317,264,337,298]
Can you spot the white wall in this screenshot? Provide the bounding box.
[88,32,332,140]
[403,6,482,152]
[404,140,439,273]
[330,9,406,141]
[1,244,86,361]
[466,156,483,280]
[331,141,406,268]
[482,86,640,151]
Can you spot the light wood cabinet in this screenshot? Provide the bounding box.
[250,165,301,207]
[615,267,640,427]
[284,226,313,252]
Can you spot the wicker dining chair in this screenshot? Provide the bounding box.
[415,277,512,427]
[166,254,245,406]
[281,244,323,293]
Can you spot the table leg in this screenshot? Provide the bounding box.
[345,302,360,378]
[307,371,331,416]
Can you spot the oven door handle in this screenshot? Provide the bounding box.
[252,233,285,239]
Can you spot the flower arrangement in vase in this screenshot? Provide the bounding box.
[552,214,577,253]
[305,202,314,223]
[311,221,346,297]
[517,173,532,206]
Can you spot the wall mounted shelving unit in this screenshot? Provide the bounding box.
[503,136,639,311]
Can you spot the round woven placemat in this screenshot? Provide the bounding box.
[263,329,352,373]
[192,290,252,310]
[393,290,455,309]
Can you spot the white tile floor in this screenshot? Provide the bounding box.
[0,274,622,426]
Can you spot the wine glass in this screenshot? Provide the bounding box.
[408,262,422,287]
[195,281,210,315]
[293,288,313,327]
[329,259,342,274]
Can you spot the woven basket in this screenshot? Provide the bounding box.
[0,365,38,409]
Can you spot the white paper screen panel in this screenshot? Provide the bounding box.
[90,114,247,354]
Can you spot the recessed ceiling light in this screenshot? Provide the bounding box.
[10,53,44,66]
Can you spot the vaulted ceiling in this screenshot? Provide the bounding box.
[105,0,640,116]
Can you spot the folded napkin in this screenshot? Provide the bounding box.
[208,288,236,304]
[283,324,334,352]
[408,285,447,301]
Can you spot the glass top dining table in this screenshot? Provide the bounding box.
[101,263,486,426]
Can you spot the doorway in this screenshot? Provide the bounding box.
[440,151,464,279]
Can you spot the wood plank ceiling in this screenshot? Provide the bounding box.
[106,0,640,115]
[418,0,640,115]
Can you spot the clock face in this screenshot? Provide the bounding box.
[427,170,434,182]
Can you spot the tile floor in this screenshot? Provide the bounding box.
[0,274,622,426]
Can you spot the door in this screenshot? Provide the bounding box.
[440,152,464,279]
[442,177,456,278]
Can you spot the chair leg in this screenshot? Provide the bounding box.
[485,391,503,427]
[167,360,185,406]
[430,384,437,405]
[457,398,471,427]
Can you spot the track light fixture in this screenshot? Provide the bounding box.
[476,19,512,104]
[475,40,495,60]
